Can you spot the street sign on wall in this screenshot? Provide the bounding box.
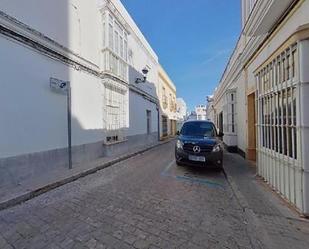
[50,78,69,94]
[49,77,72,169]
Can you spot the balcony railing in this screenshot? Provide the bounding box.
[101,49,128,82]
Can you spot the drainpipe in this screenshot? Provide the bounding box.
[157,104,160,141]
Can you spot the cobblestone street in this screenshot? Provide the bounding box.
[0,142,308,249]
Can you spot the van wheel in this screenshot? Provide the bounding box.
[176,161,183,166]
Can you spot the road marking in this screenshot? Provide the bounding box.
[175,175,225,189]
[161,160,175,176]
[161,160,225,189]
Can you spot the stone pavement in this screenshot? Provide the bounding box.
[223,152,309,249]
[0,142,309,249]
[0,142,255,249]
[0,139,173,211]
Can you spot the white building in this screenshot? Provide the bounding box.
[187,111,197,121]
[211,0,309,216]
[206,95,215,122]
[158,65,177,139]
[195,105,207,120]
[0,0,162,188]
[176,98,187,121]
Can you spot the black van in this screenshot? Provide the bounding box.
[175,120,224,170]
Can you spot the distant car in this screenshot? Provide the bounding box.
[175,120,224,170]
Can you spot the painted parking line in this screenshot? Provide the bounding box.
[161,160,175,176]
[161,160,226,189]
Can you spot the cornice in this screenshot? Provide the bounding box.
[243,0,273,36]
[0,10,99,71]
[243,0,298,37]
[129,84,158,105]
[159,71,176,93]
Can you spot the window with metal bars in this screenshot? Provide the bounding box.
[103,82,127,143]
[256,44,298,159]
[223,90,237,134]
[102,11,129,82]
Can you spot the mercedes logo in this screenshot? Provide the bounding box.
[193,145,201,153]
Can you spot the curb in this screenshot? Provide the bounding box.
[0,139,174,211]
[223,170,273,249]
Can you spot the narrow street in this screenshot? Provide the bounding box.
[2,141,308,249]
[2,1,309,248]
[0,141,255,249]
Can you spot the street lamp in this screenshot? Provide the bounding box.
[135,67,149,84]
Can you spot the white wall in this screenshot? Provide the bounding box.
[116,0,160,138]
[0,0,101,64]
[158,77,177,120]
[99,0,158,62]
[235,73,247,152]
[0,35,104,159]
[126,35,159,137]
[128,33,159,96]
[247,0,309,91]
[0,0,164,160]
[214,0,309,153]
[128,91,158,136]
[177,98,187,120]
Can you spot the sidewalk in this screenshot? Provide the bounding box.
[224,152,309,249]
[0,138,174,211]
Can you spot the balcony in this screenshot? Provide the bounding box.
[101,49,128,82]
[169,101,173,112]
[243,0,296,37]
[162,95,168,110]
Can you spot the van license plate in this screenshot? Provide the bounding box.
[189,155,205,162]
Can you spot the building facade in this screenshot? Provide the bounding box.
[176,98,187,121]
[195,105,207,121]
[158,65,177,139]
[210,0,309,216]
[206,95,216,122]
[187,111,198,121]
[0,0,166,190]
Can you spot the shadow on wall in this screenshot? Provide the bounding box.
[0,0,163,192]
[0,116,103,191]
[0,0,100,190]
[0,0,72,160]
[128,65,160,140]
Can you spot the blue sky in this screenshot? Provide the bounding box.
[121,0,241,111]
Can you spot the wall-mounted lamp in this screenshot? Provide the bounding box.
[135,67,149,84]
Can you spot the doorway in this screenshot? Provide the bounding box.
[146,110,151,134]
[247,92,256,161]
[218,112,223,133]
[162,116,168,137]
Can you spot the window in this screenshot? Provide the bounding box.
[102,23,106,47]
[104,81,127,143]
[169,94,173,112]
[103,11,129,81]
[218,112,223,134]
[109,24,113,50]
[114,31,119,55]
[120,36,124,58]
[256,44,298,159]
[181,122,216,137]
[224,90,237,134]
[162,87,167,109]
[162,116,168,137]
[124,40,128,61]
